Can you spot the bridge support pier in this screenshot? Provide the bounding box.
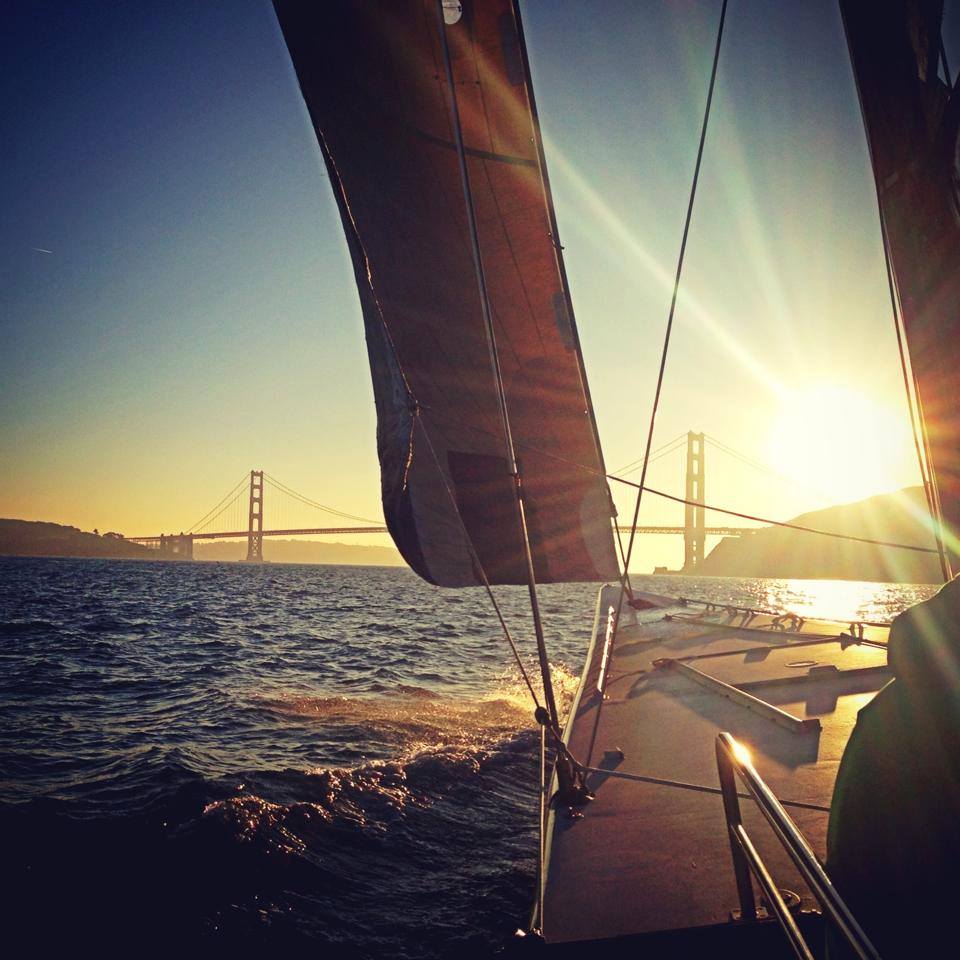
[159,534,194,560]
[246,470,264,562]
[683,432,705,573]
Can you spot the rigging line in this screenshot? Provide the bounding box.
[535,722,547,934]
[839,1,950,581]
[186,475,249,533]
[436,0,560,732]
[589,1,728,764]
[613,520,633,596]
[913,384,951,576]
[417,4,532,440]
[610,478,939,554]
[669,598,893,629]
[312,86,543,717]
[465,16,549,358]
[414,415,542,711]
[421,401,940,556]
[879,234,942,550]
[619,0,728,587]
[880,229,950,580]
[579,765,830,813]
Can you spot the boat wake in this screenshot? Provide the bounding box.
[3,673,583,957]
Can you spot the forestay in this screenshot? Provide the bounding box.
[273,0,618,587]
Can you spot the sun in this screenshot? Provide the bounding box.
[766,383,914,506]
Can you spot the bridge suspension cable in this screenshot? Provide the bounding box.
[186,474,249,534]
[262,473,382,525]
[191,486,248,535]
[616,429,846,498]
[612,432,687,477]
[705,434,799,485]
[703,433,848,501]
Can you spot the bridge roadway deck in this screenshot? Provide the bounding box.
[128,524,751,544]
[126,526,389,544]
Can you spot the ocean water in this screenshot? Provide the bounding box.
[0,557,935,956]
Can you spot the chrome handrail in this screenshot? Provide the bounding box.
[715,732,881,960]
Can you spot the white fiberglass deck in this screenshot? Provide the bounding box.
[541,587,890,945]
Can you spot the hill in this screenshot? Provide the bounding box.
[0,519,155,560]
[699,486,942,583]
[194,538,404,566]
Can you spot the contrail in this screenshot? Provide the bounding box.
[31,247,53,254]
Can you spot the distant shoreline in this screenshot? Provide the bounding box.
[1,486,943,582]
[0,518,405,567]
[0,553,406,571]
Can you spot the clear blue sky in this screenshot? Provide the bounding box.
[0,1,935,569]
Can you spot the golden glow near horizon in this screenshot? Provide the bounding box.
[2,3,934,573]
[765,384,913,507]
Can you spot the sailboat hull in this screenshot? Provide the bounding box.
[540,589,889,945]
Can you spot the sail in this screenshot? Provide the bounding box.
[842,0,960,572]
[273,0,619,586]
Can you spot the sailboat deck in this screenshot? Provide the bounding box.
[541,588,890,945]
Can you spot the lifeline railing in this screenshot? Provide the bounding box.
[715,732,881,960]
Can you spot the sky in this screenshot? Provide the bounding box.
[0,0,941,571]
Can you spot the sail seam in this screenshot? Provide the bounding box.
[617,0,729,589]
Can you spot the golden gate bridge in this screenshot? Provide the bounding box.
[126,434,793,568]
[126,471,389,561]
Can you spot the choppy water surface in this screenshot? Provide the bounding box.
[0,558,935,956]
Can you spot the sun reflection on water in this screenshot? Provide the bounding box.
[756,577,936,624]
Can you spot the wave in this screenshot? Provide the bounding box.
[251,664,578,763]
[2,725,541,957]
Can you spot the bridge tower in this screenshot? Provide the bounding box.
[246,470,264,562]
[683,432,705,572]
